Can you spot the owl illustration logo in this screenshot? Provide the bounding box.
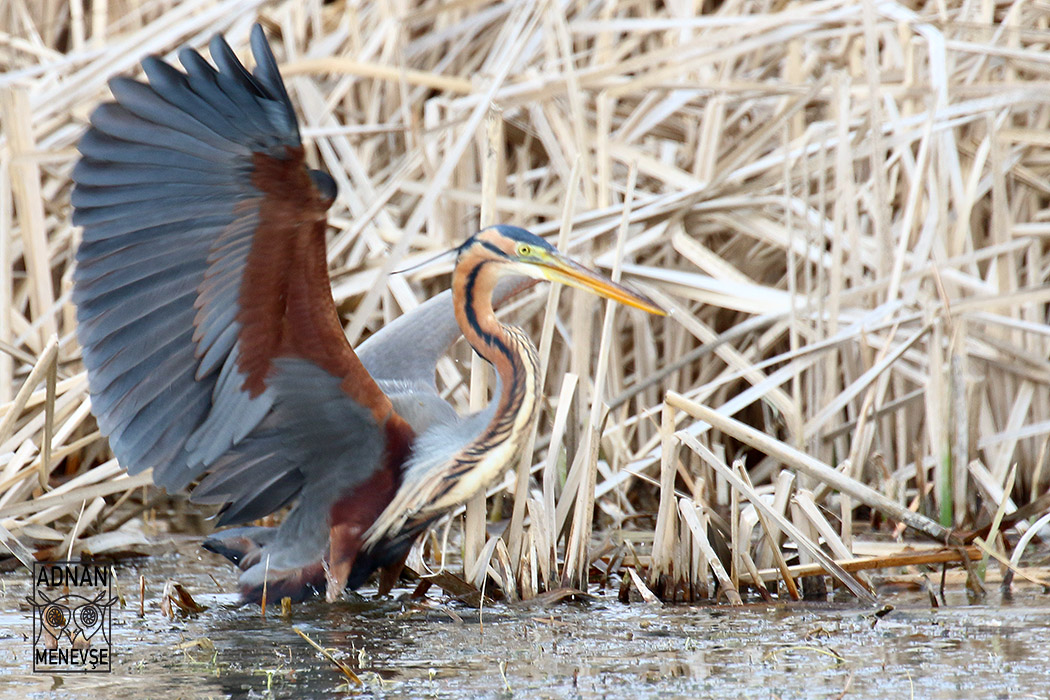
[26,589,117,650]
[28,562,117,672]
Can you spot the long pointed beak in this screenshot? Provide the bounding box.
[536,253,665,315]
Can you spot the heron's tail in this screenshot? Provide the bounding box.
[202,527,325,603]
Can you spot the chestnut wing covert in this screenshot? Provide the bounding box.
[72,26,405,530]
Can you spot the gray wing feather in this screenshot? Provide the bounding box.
[191,358,384,525]
[73,26,294,490]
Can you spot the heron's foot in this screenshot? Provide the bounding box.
[238,562,325,604]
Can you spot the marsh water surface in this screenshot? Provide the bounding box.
[1,537,1047,699]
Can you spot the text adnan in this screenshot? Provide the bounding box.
[35,564,109,588]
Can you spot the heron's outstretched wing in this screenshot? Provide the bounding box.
[73,26,412,535]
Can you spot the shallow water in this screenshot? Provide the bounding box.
[1,537,1048,699]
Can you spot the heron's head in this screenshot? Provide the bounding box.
[458,225,665,315]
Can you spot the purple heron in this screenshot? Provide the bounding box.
[71,26,663,602]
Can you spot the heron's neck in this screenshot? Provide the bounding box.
[450,260,540,485]
[453,261,539,411]
[362,261,540,543]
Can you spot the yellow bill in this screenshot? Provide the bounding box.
[535,252,666,316]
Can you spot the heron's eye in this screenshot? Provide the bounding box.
[517,244,531,257]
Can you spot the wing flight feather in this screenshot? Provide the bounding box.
[73,25,410,518]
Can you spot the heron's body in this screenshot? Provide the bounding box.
[71,26,661,602]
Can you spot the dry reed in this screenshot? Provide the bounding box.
[2,0,1049,606]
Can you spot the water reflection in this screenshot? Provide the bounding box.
[0,541,1047,699]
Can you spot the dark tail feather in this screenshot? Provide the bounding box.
[203,527,326,603]
[204,526,417,603]
[201,526,273,570]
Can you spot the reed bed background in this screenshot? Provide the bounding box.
[1,0,1049,607]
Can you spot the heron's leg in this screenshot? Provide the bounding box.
[377,552,409,596]
[325,522,363,602]
[325,461,403,601]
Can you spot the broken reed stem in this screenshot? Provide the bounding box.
[0,335,58,448]
[280,57,474,94]
[564,163,637,589]
[1,86,56,348]
[678,497,742,605]
[742,546,984,585]
[679,432,877,604]
[666,391,952,544]
[978,463,1016,578]
[741,466,801,600]
[462,107,504,581]
[261,553,270,618]
[648,402,677,592]
[39,336,57,491]
[294,627,363,686]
